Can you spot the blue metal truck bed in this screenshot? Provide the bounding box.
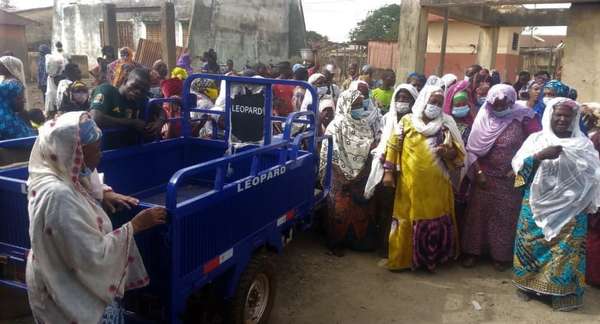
[0,75,332,323]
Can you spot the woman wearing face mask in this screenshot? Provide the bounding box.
[58,80,90,114]
[364,84,418,256]
[382,85,466,271]
[319,89,378,256]
[26,112,166,323]
[348,80,383,136]
[461,84,540,271]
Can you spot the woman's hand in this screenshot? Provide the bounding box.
[102,191,139,214]
[534,145,563,161]
[131,207,167,234]
[435,144,456,160]
[383,170,395,188]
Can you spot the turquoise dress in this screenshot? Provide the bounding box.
[513,156,587,311]
[0,79,35,140]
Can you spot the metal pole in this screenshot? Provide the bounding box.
[438,8,449,76]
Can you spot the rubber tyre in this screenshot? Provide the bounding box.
[229,253,277,324]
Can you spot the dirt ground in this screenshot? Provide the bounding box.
[268,231,600,324]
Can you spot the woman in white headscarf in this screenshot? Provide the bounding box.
[300,73,329,112]
[0,56,35,140]
[512,98,600,311]
[26,112,167,323]
[363,83,418,256]
[319,89,378,256]
[382,85,466,271]
[348,79,383,136]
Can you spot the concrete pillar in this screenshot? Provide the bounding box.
[161,2,177,72]
[396,1,429,80]
[102,4,118,50]
[562,3,600,102]
[476,26,499,69]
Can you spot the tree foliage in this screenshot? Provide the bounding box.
[0,0,14,10]
[349,4,400,43]
[306,30,328,47]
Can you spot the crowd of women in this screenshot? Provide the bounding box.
[318,64,600,312]
[3,42,600,320]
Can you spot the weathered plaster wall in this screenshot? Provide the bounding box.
[562,3,600,102]
[188,0,303,68]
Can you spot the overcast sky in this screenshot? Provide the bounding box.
[13,0,567,41]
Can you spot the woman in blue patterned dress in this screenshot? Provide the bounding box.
[0,56,35,140]
[511,97,600,311]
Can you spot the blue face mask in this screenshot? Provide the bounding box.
[452,105,470,118]
[80,166,93,178]
[350,109,363,120]
[362,98,371,110]
[492,108,511,118]
[477,97,486,106]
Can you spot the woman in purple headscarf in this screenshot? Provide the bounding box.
[176,52,193,75]
[461,84,540,271]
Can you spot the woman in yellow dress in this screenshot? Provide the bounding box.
[382,85,466,271]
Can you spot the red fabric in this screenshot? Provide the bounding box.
[161,78,183,98]
[272,84,295,116]
[587,132,600,286]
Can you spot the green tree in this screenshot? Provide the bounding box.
[306,30,328,47]
[0,0,14,10]
[349,4,400,42]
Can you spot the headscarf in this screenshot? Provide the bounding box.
[466,84,535,170]
[512,98,600,241]
[171,67,188,81]
[26,112,148,323]
[319,89,374,181]
[292,63,303,73]
[408,72,426,85]
[544,79,570,97]
[441,73,457,93]
[191,78,218,101]
[0,56,29,111]
[348,80,383,134]
[410,85,463,144]
[111,47,134,87]
[443,80,475,125]
[176,52,193,75]
[364,84,418,198]
[301,73,327,112]
[425,75,444,88]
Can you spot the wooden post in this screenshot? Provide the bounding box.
[102,4,118,50]
[476,26,499,69]
[396,1,429,81]
[161,2,177,72]
[438,8,449,76]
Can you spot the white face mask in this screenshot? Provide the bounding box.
[317,86,328,96]
[543,97,553,105]
[424,104,442,119]
[395,102,411,114]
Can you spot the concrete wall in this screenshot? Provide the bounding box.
[54,0,305,70]
[562,3,600,102]
[53,4,104,68]
[188,0,296,69]
[427,21,521,55]
[0,25,29,78]
[15,7,53,51]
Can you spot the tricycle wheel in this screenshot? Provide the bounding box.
[229,253,276,324]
